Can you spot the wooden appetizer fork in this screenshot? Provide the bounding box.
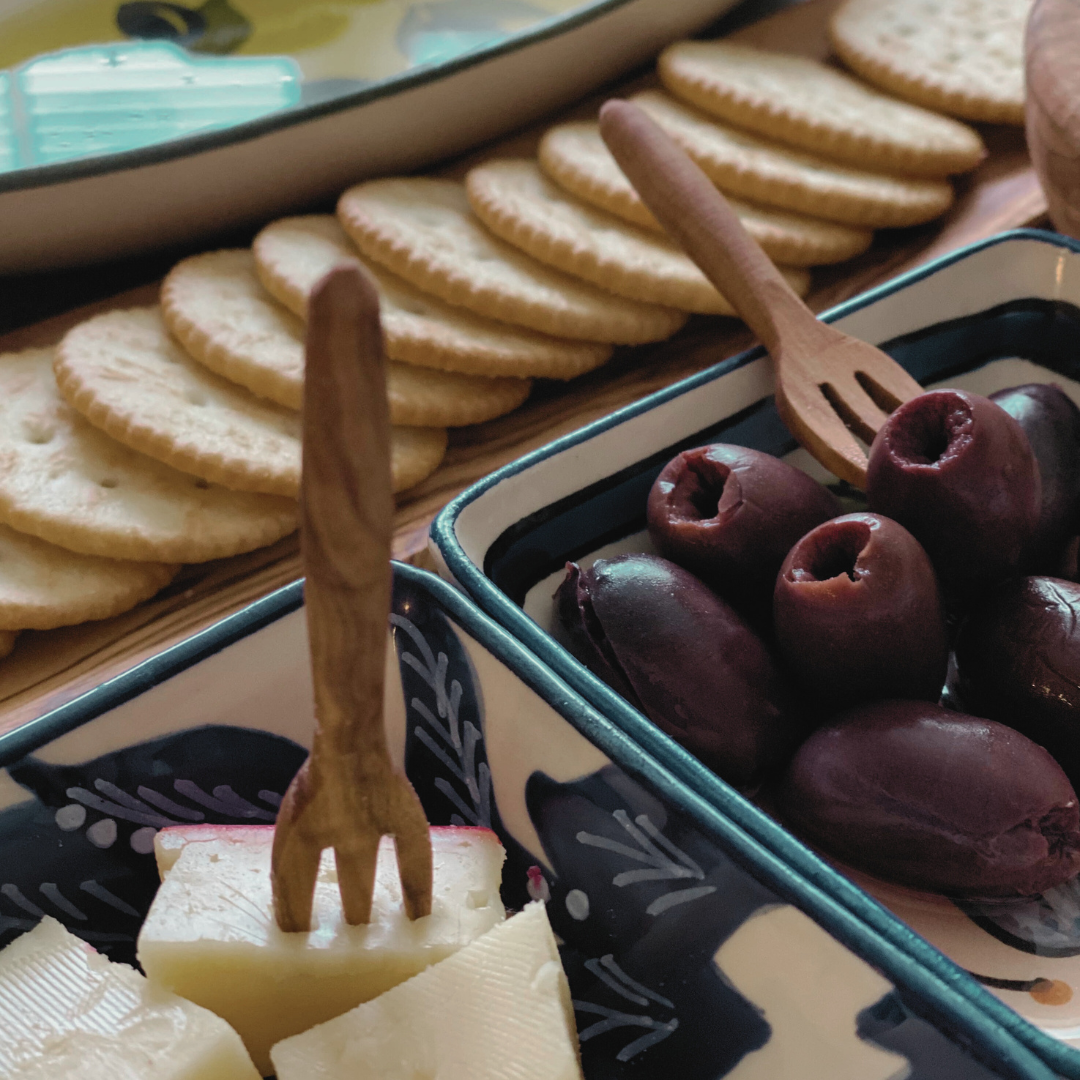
[598,99,923,488]
[271,263,433,933]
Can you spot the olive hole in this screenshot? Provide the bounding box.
[791,520,871,583]
[890,393,973,466]
[673,456,735,521]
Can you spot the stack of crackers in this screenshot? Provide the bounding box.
[0,0,1030,661]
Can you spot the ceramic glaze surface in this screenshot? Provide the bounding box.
[431,231,1080,1076]
[0,568,1040,1079]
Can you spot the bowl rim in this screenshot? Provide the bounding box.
[0,558,1060,1080]
[0,0,667,195]
[429,226,1080,1078]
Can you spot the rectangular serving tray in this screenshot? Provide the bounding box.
[430,228,1080,1079]
[0,562,1055,1079]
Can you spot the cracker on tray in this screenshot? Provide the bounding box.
[0,348,298,563]
[467,158,810,315]
[337,177,688,345]
[658,41,985,177]
[254,217,613,381]
[830,0,1030,125]
[538,121,874,265]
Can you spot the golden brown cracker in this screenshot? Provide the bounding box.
[253,217,612,381]
[163,255,533,425]
[161,250,307,410]
[537,121,873,266]
[57,307,302,498]
[391,426,449,494]
[466,158,810,315]
[0,348,298,563]
[658,40,985,177]
[629,90,955,228]
[830,0,1029,125]
[0,523,178,631]
[336,178,687,345]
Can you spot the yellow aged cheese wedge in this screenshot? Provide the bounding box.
[137,823,506,1075]
[270,901,582,1080]
[0,916,260,1080]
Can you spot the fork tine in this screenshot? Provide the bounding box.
[271,801,324,933]
[822,368,891,444]
[388,776,434,921]
[776,375,869,488]
[859,355,924,409]
[334,838,381,926]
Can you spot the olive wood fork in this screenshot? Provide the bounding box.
[271,263,433,933]
[599,99,923,488]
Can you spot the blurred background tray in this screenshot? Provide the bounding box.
[0,0,1049,742]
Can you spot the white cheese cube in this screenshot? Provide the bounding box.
[138,824,505,1075]
[0,916,260,1080]
[271,901,582,1080]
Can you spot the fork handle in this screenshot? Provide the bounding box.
[302,263,394,767]
[599,99,831,356]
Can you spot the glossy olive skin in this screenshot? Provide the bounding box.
[956,576,1080,786]
[866,389,1041,588]
[554,553,801,790]
[647,444,840,619]
[777,700,1080,897]
[990,383,1080,572]
[773,513,947,708]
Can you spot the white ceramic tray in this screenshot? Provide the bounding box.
[0,0,737,274]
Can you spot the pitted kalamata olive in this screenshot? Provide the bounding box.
[773,513,947,708]
[554,553,801,790]
[990,383,1080,572]
[866,389,1040,588]
[646,443,840,619]
[777,699,1080,897]
[956,576,1080,786]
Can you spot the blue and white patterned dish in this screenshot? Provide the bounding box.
[0,562,1055,1079]
[430,228,1080,1079]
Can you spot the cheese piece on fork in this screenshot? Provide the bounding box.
[0,916,260,1080]
[137,824,505,1076]
[271,901,582,1080]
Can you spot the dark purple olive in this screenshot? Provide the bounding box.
[956,576,1080,786]
[866,389,1041,588]
[773,513,947,707]
[646,443,840,620]
[777,699,1080,897]
[554,553,801,790]
[990,383,1080,572]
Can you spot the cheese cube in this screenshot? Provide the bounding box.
[0,916,260,1080]
[271,902,582,1080]
[138,824,505,1075]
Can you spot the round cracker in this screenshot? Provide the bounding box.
[830,0,1029,125]
[658,41,985,178]
[537,121,874,265]
[391,426,449,493]
[0,348,298,563]
[253,217,612,381]
[58,307,302,497]
[0,523,178,630]
[337,178,687,345]
[162,256,533,424]
[467,158,811,315]
[628,90,955,229]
